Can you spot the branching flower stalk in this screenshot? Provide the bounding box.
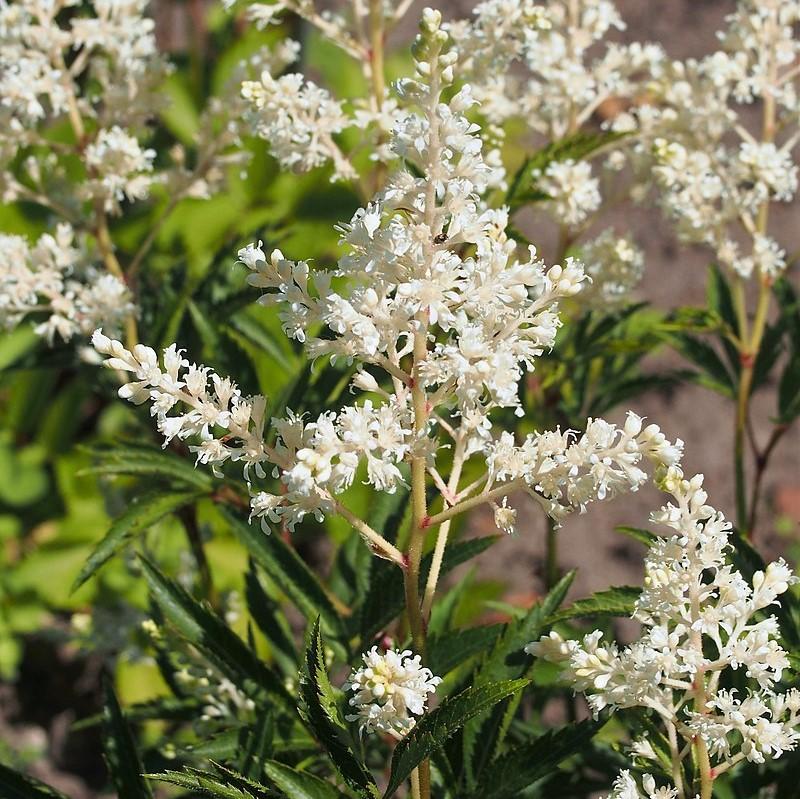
[530,465,800,798]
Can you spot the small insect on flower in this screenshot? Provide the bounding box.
[343,647,441,737]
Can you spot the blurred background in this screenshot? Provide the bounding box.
[1,1,798,796]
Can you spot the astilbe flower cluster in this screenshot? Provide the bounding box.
[0,224,133,343]
[620,0,800,281]
[0,0,166,209]
[0,0,261,349]
[445,0,662,302]
[343,647,441,737]
[92,10,681,546]
[529,465,800,798]
[235,0,417,183]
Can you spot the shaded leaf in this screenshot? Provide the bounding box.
[472,719,604,799]
[427,624,504,677]
[139,555,295,710]
[0,765,69,799]
[508,131,626,208]
[360,536,499,643]
[550,586,641,623]
[300,620,379,797]
[147,763,271,799]
[225,508,346,641]
[384,679,530,798]
[263,760,346,799]
[102,675,153,799]
[615,525,656,547]
[81,443,214,490]
[72,490,201,591]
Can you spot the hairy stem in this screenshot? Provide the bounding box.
[334,501,405,566]
[426,478,528,528]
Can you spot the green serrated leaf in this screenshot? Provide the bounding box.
[300,620,379,797]
[752,320,785,392]
[475,571,575,686]
[0,764,69,799]
[102,675,153,799]
[550,586,640,623]
[472,719,603,799]
[462,571,575,787]
[706,264,739,334]
[263,760,346,799]
[224,509,347,641]
[72,696,201,731]
[146,764,271,799]
[245,563,299,675]
[139,555,295,711]
[238,711,275,780]
[426,624,504,676]
[778,357,800,421]
[80,442,215,490]
[384,679,530,798]
[72,490,201,591]
[670,333,735,396]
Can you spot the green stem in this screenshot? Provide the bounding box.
[695,735,713,799]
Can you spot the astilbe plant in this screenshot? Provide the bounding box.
[1,2,800,799]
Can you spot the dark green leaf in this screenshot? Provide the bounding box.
[102,675,153,799]
[384,679,530,798]
[550,586,641,623]
[474,571,575,686]
[72,490,201,591]
[245,562,298,675]
[359,536,500,643]
[472,719,603,799]
[146,764,271,799]
[706,264,739,334]
[0,764,69,799]
[72,696,201,731]
[615,526,656,547]
[139,555,295,711]
[507,131,626,208]
[671,334,735,396]
[224,508,346,640]
[238,711,275,780]
[427,625,504,676]
[81,442,214,490]
[263,760,346,799]
[300,620,379,797]
[462,571,575,786]
[752,321,785,392]
[778,357,800,421]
